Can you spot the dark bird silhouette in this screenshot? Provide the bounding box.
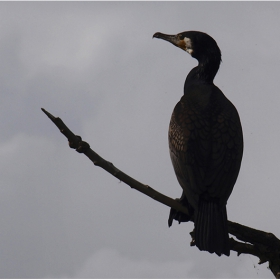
[153,31,243,256]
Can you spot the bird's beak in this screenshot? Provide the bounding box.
[153,32,179,45]
[153,32,185,50]
[153,32,185,51]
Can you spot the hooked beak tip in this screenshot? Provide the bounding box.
[153,32,161,39]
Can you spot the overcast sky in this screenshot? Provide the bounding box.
[0,1,279,278]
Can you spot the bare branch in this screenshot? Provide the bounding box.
[42,108,280,278]
[41,108,190,215]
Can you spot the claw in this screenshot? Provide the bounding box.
[168,195,193,227]
[168,208,177,227]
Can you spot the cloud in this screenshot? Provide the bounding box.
[0,2,279,278]
[71,248,268,279]
[73,248,195,279]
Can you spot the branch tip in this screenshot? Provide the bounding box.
[41,108,56,121]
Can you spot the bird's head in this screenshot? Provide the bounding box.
[153,31,221,63]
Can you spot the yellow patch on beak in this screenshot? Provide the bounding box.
[177,40,187,50]
[177,37,193,54]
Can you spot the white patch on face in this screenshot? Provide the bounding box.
[184,37,193,54]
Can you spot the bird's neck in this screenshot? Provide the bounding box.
[185,56,220,85]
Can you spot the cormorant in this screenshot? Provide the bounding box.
[153,31,243,256]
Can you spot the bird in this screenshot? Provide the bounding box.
[153,31,243,256]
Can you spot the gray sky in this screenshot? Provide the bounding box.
[0,1,279,278]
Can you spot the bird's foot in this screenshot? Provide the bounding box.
[168,196,193,227]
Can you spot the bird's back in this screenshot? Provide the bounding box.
[169,83,243,256]
[169,83,243,211]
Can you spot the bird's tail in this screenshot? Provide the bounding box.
[194,199,230,256]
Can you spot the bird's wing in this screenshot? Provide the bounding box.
[169,95,243,208]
